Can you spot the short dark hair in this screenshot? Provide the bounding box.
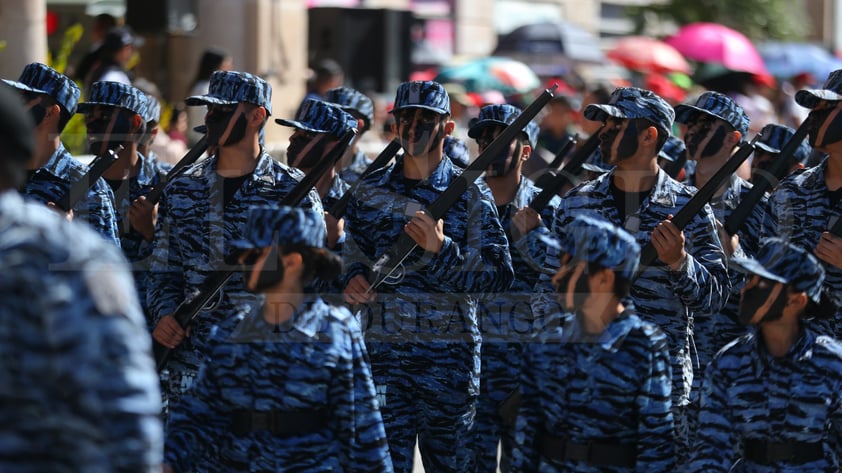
[634,118,668,153]
[282,244,342,284]
[588,262,633,299]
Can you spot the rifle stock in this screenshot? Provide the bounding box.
[532,134,578,191]
[529,131,607,212]
[636,136,759,278]
[54,145,123,212]
[365,85,558,292]
[145,135,208,205]
[328,138,401,219]
[724,122,809,236]
[154,129,357,371]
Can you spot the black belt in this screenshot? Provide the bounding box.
[743,438,824,465]
[539,434,636,467]
[230,409,327,436]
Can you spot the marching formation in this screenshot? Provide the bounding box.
[1,60,842,473]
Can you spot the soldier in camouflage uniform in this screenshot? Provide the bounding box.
[0,84,162,472]
[164,206,392,473]
[466,103,557,473]
[512,215,675,473]
[342,80,514,473]
[687,238,842,472]
[324,86,376,184]
[138,92,162,162]
[149,71,323,412]
[3,62,120,246]
[526,87,729,457]
[276,98,357,251]
[750,123,813,187]
[78,81,173,324]
[673,93,761,419]
[762,69,842,337]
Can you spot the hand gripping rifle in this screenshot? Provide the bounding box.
[364,85,558,294]
[154,129,357,371]
[723,121,810,237]
[328,138,402,219]
[532,134,579,190]
[144,135,209,205]
[635,135,760,280]
[53,145,124,212]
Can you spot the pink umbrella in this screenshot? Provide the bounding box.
[607,36,692,74]
[665,22,768,76]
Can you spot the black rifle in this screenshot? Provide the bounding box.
[54,145,123,212]
[528,131,606,213]
[636,136,759,278]
[328,138,402,219]
[532,134,578,190]
[724,121,809,236]
[364,85,557,294]
[153,129,357,371]
[661,148,687,180]
[144,135,208,205]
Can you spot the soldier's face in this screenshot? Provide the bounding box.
[683,114,728,161]
[395,108,446,157]
[85,105,133,156]
[599,117,640,165]
[806,100,842,149]
[738,275,787,325]
[551,254,591,312]
[476,125,520,177]
[287,129,338,170]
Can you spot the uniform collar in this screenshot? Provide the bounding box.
[561,310,636,352]
[601,167,677,208]
[39,143,74,178]
[753,326,816,371]
[390,154,455,191]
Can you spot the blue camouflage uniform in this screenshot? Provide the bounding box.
[753,123,813,180]
[467,104,559,472]
[3,62,121,246]
[78,81,173,321]
[531,88,729,453]
[761,71,842,337]
[165,207,392,473]
[687,238,842,472]
[342,81,514,472]
[148,71,324,408]
[674,92,761,383]
[0,190,163,472]
[325,86,376,184]
[513,215,675,473]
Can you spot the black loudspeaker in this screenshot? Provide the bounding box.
[126,0,198,34]
[309,8,413,94]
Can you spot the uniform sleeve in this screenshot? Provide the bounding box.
[529,206,567,326]
[331,318,393,473]
[511,344,542,472]
[425,190,514,293]
[685,358,738,472]
[666,204,730,314]
[164,357,227,472]
[635,329,676,472]
[55,257,163,472]
[147,188,185,321]
[74,178,122,247]
[762,186,795,241]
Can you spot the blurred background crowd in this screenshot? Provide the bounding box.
[0,0,838,159]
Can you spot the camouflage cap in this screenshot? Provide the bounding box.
[274,98,357,140]
[539,214,641,280]
[2,62,81,114]
[143,94,161,124]
[232,206,326,250]
[755,123,812,164]
[584,87,674,134]
[392,80,450,115]
[795,68,842,109]
[467,104,540,149]
[325,86,374,131]
[185,71,273,115]
[77,81,148,118]
[443,135,470,168]
[658,135,686,162]
[674,91,750,137]
[731,237,825,304]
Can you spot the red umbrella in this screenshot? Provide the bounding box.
[606,36,692,74]
[665,22,768,76]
